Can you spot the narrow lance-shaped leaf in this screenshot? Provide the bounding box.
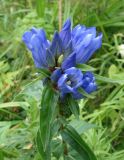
[36,0,45,17]
[36,130,51,160]
[77,64,96,71]
[95,74,124,84]
[37,68,51,78]
[78,88,95,99]
[64,155,75,160]
[40,85,59,151]
[70,120,96,135]
[67,95,79,119]
[61,125,97,160]
[0,150,4,160]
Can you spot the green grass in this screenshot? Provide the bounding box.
[0,0,124,159]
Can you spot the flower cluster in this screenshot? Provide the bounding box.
[22,19,102,99]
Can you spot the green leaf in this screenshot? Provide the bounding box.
[36,0,45,17]
[61,125,97,160]
[37,68,51,78]
[64,155,75,160]
[70,120,96,135]
[0,102,29,110]
[78,88,95,99]
[0,149,18,159]
[40,86,59,151]
[77,64,96,71]
[0,150,4,160]
[95,74,124,85]
[51,119,61,137]
[51,139,63,159]
[36,130,51,160]
[67,95,79,119]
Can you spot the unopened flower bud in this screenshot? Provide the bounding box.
[58,54,64,65]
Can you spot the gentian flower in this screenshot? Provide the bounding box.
[51,67,97,99]
[22,19,102,99]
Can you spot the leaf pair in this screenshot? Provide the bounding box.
[37,86,97,160]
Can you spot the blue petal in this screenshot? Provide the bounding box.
[51,68,62,82]
[75,34,93,50]
[50,31,63,57]
[81,71,97,93]
[75,29,96,45]
[62,53,76,70]
[33,60,43,68]
[85,27,96,38]
[22,27,50,51]
[82,78,90,88]
[59,18,71,49]
[64,67,83,81]
[58,74,73,93]
[46,49,55,67]
[83,71,95,81]
[72,25,86,39]
[22,31,34,50]
[76,33,103,63]
[72,90,83,99]
[22,27,50,68]
[85,82,97,93]
[62,18,71,30]
[82,71,95,88]
[34,28,49,48]
[73,80,83,89]
[63,40,73,59]
[30,27,49,48]
[30,35,47,68]
[72,27,96,47]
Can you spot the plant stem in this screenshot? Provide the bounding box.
[58,0,62,31]
[63,140,68,156]
[58,102,68,157]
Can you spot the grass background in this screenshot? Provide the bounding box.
[0,0,124,159]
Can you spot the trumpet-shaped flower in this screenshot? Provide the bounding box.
[51,67,97,99]
[22,19,102,69]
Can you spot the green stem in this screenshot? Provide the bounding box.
[58,102,69,158]
[58,0,62,31]
[63,140,68,156]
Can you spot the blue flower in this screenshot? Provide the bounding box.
[22,19,102,99]
[22,27,50,68]
[22,18,102,70]
[82,71,97,94]
[51,67,97,99]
